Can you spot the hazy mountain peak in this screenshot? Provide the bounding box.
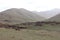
[20,8,26,10]
[33,8,60,18]
[52,8,60,10]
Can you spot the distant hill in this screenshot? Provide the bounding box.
[0,8,45,24]
[33,8,60,18]
[46,14,60,22]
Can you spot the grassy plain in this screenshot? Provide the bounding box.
[0,24,60,40]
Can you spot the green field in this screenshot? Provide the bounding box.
[0,24,60,40]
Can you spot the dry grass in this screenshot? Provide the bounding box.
[0,23,60,40]
[0,28,60,40]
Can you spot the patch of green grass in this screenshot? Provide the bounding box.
[39,24,60,31]
[26,24,60,32]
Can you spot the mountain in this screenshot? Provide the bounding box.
[0,8,45,24]
[33,8,60,18]
[46,14,60,22]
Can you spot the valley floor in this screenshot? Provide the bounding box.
[0,27,60,40]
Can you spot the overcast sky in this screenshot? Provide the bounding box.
[0,0,60,12]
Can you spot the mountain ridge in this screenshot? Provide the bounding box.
[0,8,45,24]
